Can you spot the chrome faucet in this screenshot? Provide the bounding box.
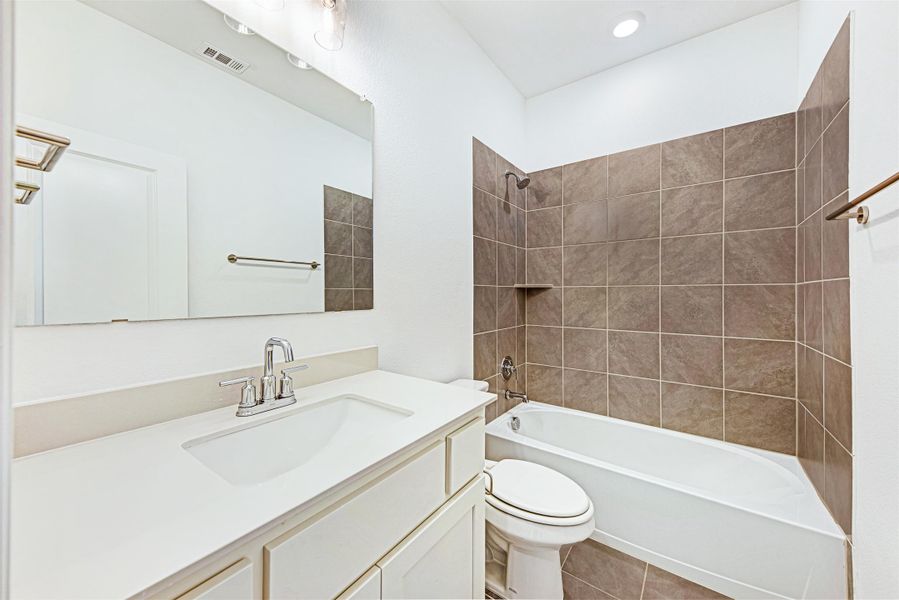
[505,389,529,404]
[219,337,308,417]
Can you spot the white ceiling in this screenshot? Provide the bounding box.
[441,0,794,98]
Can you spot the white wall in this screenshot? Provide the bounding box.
[15,0,372,323]
[523,3,799,170]
[12,0,527,402]
[796,2,899,597]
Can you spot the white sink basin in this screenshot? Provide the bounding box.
[183,395,412,485]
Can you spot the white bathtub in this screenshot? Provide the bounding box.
[485,403,847,600]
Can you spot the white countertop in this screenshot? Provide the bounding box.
[11,370,494,599]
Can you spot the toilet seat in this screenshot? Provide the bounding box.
[485,459,594,526]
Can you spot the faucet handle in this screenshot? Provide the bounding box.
[219,376,258,410]
[279,364,309,399]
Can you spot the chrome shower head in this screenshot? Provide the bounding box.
[504,171,530,190]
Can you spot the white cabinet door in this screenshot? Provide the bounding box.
[338,567,381,600]
[176,559,254,600]
[378,477,485,600]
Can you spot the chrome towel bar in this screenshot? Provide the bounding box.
[825,171,899,224]
[227,254,320,269]
[15,126,71,172]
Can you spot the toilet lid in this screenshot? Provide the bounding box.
[486,459,590,518]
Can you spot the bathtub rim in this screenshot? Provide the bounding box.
[486,402,845,540]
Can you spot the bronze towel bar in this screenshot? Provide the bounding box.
[825,171,899,224]
[227,254,320,269]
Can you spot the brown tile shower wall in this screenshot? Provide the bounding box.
[522,114,799,454]
[796,17,853,536]
[472,139,529,422]
[324,185,374,311]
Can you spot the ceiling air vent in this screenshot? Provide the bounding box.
[195,43,250,74]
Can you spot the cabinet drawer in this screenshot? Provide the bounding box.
[265,441,445,599]
[337,567,381,600]
[445,418,484,495]
[176,558,254,600]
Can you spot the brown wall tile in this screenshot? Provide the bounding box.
[563,156,608,205]
[609,331,659,378]
[823,278,851,364]
[528,207,563,247]
[564,243,607,286]
[822,103,849,204]
[324,289,353,311]
[473,138,496,195]
[497,287,520,330]
[353,226,373,258]
[798,344,824,422]
[353,289,373,310]
[497,243,517,286]
[802,210,822,282]
[325,254,353,288]
[822,193,849,279]
[564,328,608,372]
[724,228,794,284]
[824,356,852,451]
[353,258,373,289]
[564,369,608,415]
[528,167,563,210]
[661,286,722,336]
[353,195,373,228]
[473,188,496,240]
[661,383,724,440]
[473,236,496,285]
[804,138,823,220]
[798,406,825,493]
[822,18,850,128]
[804,281,823,352]
[725,171,795,231]
[608,239,659,285]
[825,433,852,534]
[803,72,824,160]
[527,364,562,405]
[496,326,518,370]
[661,182,723,237]
[473,332,497,380]
[527,326,563,366]
[724,285,795,340]
[725,391,796,454]
[661,334,723,388]
[526,288,562,326]
[473,285,496,334]
[608,191,660,241]
[661,234,722,284]
[724,338,795,397]
[609,144,661,197]
[324,220,353,255]
[724,113,795,178]
[324,185,353,222]
[661,129,723,188]
[563,201,608,245]
[497,200,518,246]
[527,247,563,286]
[564,287,607,329]
[609,375,661,426]
[608,286,659,332]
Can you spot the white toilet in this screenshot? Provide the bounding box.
[449,380,595,599]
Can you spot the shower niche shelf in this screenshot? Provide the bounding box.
[513,284,554,289]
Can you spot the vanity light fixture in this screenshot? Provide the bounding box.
[223,14,255,36]
[315,0,347,51]
[286,53,313,70]
[612,12,644,38]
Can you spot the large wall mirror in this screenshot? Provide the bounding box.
[13,0,373,326]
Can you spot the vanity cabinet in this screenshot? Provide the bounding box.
[158,415,486,600]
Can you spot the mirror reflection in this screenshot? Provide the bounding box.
[13,0,373,326]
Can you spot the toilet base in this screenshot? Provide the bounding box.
[485,524,566,600]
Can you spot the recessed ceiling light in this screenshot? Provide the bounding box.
[223,14,254,36]
[286,53,313,70]
[612,12,644,38]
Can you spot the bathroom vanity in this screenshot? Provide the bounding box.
[11,370,492,599]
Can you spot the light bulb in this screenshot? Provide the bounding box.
[315,0,346,51]
[612,12,644,38]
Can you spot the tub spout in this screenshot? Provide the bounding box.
[505,389,528,403]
